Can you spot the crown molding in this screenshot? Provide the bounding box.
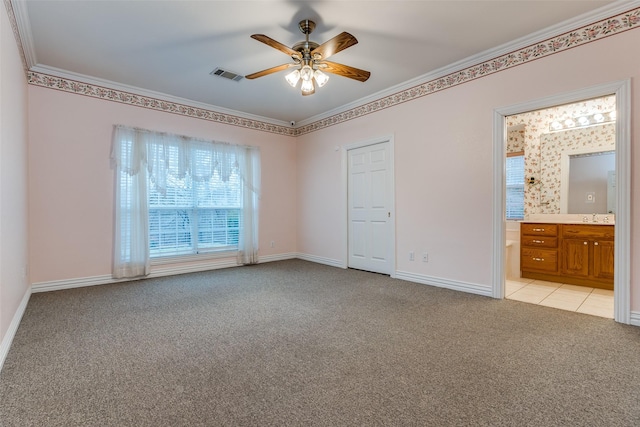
[296,1,640,134]
[10,0,36,68]
[3,0,29,71]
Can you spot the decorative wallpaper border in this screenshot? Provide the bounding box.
[297,6,640,135]
[26,72,296,137]
[10,3,640,136]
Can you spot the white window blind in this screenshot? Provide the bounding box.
[506,154,525,220]
[147,145,242,257]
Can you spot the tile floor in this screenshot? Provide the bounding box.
[506,278,614,318]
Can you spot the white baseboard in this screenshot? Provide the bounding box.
[31,253,301,293]
[394,270,493,297]
[295,253,345,269]
[0,286,31,373]
[258,253,298,263]
[31,274,120,293]
[629,311,640,327]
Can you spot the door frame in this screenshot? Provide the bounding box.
[341,135,396,277]
[492,79,631,324]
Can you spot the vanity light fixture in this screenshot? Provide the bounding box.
[549,111,615,132]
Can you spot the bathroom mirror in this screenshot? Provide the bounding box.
[560,149,615,214]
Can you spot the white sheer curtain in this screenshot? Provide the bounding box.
[111,126,151,279]
[237,147,261,265]
[111,125,261,279]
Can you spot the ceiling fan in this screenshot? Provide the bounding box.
[245,19,371,96]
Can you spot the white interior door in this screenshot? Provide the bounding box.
[348,141,392,274]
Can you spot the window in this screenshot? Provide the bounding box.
[506,153,525,220]
[147,145,242,257]
[111,126,260,279]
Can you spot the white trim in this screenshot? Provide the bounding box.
[0,286,31,372]
[31,274,118,293]
[29,253,299,293]
[11,0,36,68]
[295,253,344,269]
[342,135,396,278]
[630,311,640,327]
[297,1,640,128]
[492,79,631,324]
[395,271,493,298]
[29,64,291,129]
[492,109,507,300]
[257,253,298,264]
[32,258,240,293]
[612,80,631,324]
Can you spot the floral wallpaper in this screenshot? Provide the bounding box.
[506,95,616,216]
[540,123,615,213]
[507,125,525,154]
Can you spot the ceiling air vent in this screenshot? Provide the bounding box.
[210,68,243,82]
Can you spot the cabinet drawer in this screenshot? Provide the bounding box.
[521,236,557,248]
[521,248,558,272]
[562,224,614,240]
[521,223,558,237]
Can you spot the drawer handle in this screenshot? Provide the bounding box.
[532,240,544,244]
[532,228,545,232]
[532,257,545,262]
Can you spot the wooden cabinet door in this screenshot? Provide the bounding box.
[561,239,589,278]
[593,240,615,280]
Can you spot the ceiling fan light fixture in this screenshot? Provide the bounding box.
[285,69,300,87]
[301,78,314,93]
[313,69,329,87]
[300,65,313,82]
[248,19,370,96]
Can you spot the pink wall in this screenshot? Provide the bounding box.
[18,16,640,319]
[1,5,30,349]
[28,87,297,283]
[297,29,640,308]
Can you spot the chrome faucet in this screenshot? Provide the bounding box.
[592,213,598,223]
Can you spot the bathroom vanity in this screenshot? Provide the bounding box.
[520,221,614,290]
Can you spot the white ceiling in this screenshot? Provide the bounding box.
[17,0,620,125]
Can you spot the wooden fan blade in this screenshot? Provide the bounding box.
[319,61,371,82]
[251,34,301,59]
[310,32,358,60]
[245,64,295,80]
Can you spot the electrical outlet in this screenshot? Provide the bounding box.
[409,251,415,261]
[422,253,429,263]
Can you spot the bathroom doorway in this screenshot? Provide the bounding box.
[492,80,631,324]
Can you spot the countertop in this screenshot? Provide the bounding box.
[522,214,615,225]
